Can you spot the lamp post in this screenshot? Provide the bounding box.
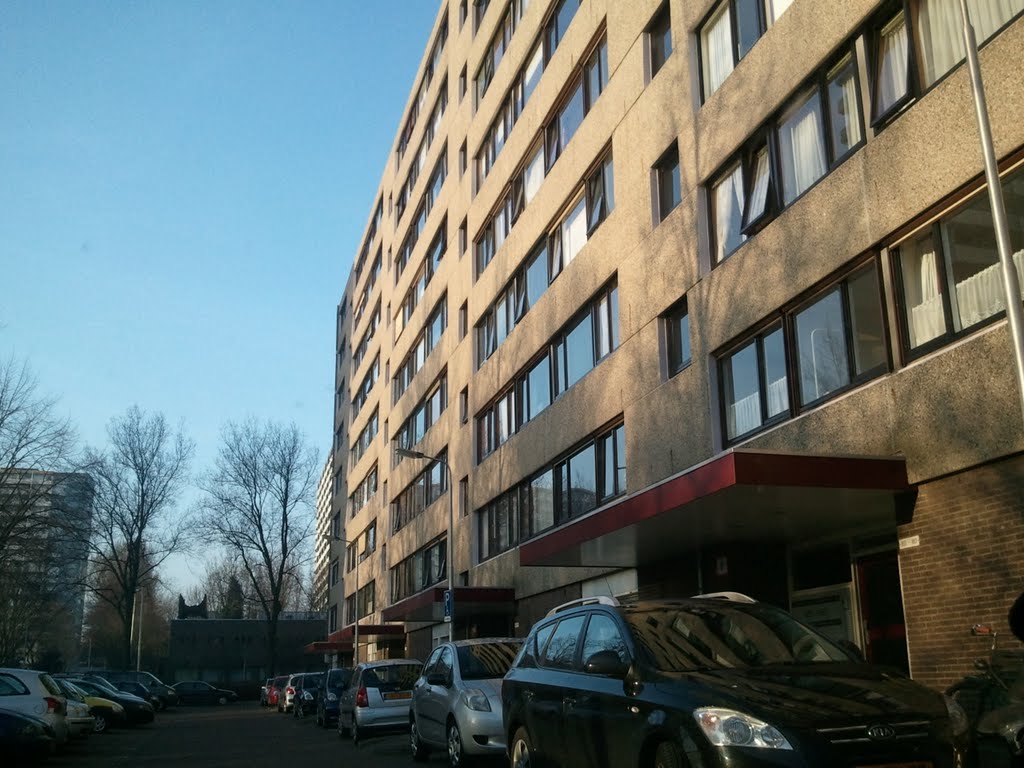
[322,534,359,665]
[395,447,454,643]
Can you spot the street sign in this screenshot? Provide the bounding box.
[443,589,453,622]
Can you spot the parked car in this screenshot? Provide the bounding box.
[53,678,126,734]
[338,658,421,745]
[85,670,177,709]
[411,637,523,766]
[267,675,288,709]
[52,685,93,740]
[502,594,972,768]
[0,708,57,762]
[294,672,325,719]
[0,668,69,747]
[279,673,301,714]
[114,680,163,711]
[260,678,273,706]
[316,667,353,728]
[65,678,154,725]
[172,680,238,706]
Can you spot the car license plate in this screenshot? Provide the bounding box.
[383,691,412,700]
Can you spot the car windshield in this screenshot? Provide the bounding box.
[361,664,420,692]
[457,641,522,680]
[624,603,855,672]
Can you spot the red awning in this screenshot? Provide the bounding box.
[326,623,406,643]
[303,640,352,654]
[381,587,515,622]
[519,449,914,568]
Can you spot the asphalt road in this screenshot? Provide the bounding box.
[41,702,475,768]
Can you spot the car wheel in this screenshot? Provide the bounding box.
[92,713,109,734]
[410,717,429,761]
[217,695,228,706]
[511,727,534,768]
[351,718,360,746]
[654,741,686,768]
[447,720,468,768]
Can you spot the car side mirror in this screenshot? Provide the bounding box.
[584,650,630,678]
[426,672,450,687]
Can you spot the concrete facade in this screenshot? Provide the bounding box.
[325,0,1024,689]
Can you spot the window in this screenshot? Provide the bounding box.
[390,537,447,602]
[648,4,673,78]
[392,449,449,533]
[351,408,379,465]
[871,0,1023,127]
[718,259,889,441]
[477,281,619,461]
[350,465,378,516]
[895,164,1024,355]
[330,559,340,587]
[459,218,467,256]
[460,476,469,517]
[352,355,380,417]
[394,372,448,454]
[474,0,530,104]
[394,296,447,403]
[700,0,765,99]
[581,613,628,666]
[474,0,491,31]
[397,21,449,163]
[459,141,467,176]
[328,605,338,634]
[357,581,375,619]
[550,154,615,278]
[460,0,467,28]
[655,143,681,221]
[665,299,691,375]
[460,387,469,423]
[545,616,584,668]
[545,38,608,170]
[478,421,624,560]
[396,218,447,337]
[459,66,467,101]
[709,47,864,262]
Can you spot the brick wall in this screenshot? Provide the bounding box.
[899,453,1024,691]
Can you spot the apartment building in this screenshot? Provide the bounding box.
[322,0,1024,689]
[313,455,333,612]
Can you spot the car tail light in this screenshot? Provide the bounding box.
[44,697,64,715]
[355,686,368,708]
[286,686,295,695]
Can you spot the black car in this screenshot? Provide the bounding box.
[115,680,163,711]
[84,670,178,709]
[502,595,971,768]
[293,672,325,719]
[316,667,353,728]
[65,678,155,725]
[172,680,238,705]
[0,708,56,762]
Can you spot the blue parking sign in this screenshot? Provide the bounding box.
[443,589,453,622]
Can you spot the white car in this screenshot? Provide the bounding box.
[0,668,70,746]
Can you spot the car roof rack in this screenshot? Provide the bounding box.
[545,595,620,617]
[692,591,757,603]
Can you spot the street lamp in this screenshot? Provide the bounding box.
[322,534,359,665]
[395,447,454,643]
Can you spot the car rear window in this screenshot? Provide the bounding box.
[458,641,523,680]
[0,673,29,696]
[327,669,352,688]
[362,664,420,692]
[39,674,62,696]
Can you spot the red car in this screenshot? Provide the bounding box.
[266,676,288,709]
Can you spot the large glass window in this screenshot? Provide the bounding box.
[665,300,691,375]
[700,0,771,99]
[648,4,673,78]
[477,422,625,560]
[896,166,1024,354]
[721,326,788,440]
[392,449,449,533]
[656,144,681,222]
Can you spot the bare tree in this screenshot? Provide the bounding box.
[196,419,318,674]
[84,406,194,668]
[0,356,83,667]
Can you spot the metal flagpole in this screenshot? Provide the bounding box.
[958,0,1024,427]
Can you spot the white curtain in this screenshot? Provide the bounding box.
[766,375,789,418]
[875,14,909,116]
[768,0,795,24]
[524,145,544,204]
[715,165,744,262]
[908,249,946,347]
[562,198,588,269]
[917,0,1022,86]
[523,44,544,105]
[703,5,734,96]
[729,391,761,438]
[780,93,826,203]
[955,249,1024,327]
[745,148,770,226]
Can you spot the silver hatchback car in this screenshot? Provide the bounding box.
[338,658,422,745]
[409,638,523,767]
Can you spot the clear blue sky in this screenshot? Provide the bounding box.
[1,1,441,591]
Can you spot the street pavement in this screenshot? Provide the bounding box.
[42,701,472,768]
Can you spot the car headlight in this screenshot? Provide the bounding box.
[460,688,492,712]
[693,708,792,750]
[944,695,970,737]
[327,692,338,702]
